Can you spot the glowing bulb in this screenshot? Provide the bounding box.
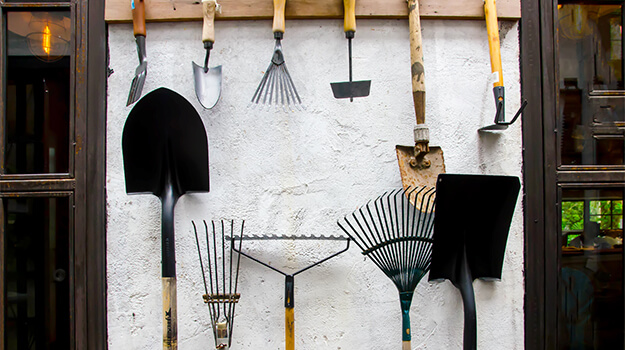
[43,24,51,55]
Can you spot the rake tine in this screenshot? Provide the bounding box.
[283,64,302,105]
[361,204,396,278]
[203,221,218,323]
[252,63,272,105]
[229,221,244,344]
[211,221,221,320]
[364,200,395,273]
[221,221,227,318]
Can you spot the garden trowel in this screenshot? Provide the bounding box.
[193,0,222,109]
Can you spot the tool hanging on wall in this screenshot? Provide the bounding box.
[232,233,350,350]
[478,0,527,131]
[250,0,302,109]
[330,0,371,101]
[192,0,223,109]
[337,186,436,350]
[429,174,520,350]
[122,87,210,350]
[127,0,147,106]
[396,0,445,194]
[192,220,243,350]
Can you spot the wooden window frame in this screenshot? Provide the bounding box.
[0,0,106,348]
[522,0,625,348]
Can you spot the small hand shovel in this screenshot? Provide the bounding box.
[122,88,210,349]
[330,0,371,101]
[429,174,521,350]
[127,0,147,106]
[192,0,222,109]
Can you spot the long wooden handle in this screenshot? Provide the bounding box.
[202,0,216,43]
[273,0,287,34]
[408,0,425,125]
[484,0,503,87]
[285,307,295,350]
[403,341,411,350]
[343,0,356,33]
[162,277,178,349]
[131,0,146,37]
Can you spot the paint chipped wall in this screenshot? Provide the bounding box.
[106,18,524,349]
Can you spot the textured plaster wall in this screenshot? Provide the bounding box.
[106,18,524,350]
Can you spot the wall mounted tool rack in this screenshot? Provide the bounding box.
[105,0,521,23]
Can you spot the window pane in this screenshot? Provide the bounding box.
[5,11,71,174]
[4,196,70,349]
[560,188,623,349]
[558,4,625,166]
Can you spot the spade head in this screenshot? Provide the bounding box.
[122,87,209,197]
[192,62,222,109]
[429,174,520,283]
[330,80,371,100]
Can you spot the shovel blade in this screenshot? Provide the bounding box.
[193,62,222,109]
[330,80,371,99]
[126,64,147,106]
[396,145,446,193]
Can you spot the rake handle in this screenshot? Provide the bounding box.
[408,0,425,125]
[273,0,287,34]
[131,0,146,37]
[484,0,503,88]
[202,0,216,44]
[343,0,356,33]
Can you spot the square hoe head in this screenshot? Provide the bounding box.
[122,87,210,196]
[330,80,371,99]
[429,174,520,283]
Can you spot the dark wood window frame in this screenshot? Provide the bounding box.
[522,0,625,348]
[0,0,106,348]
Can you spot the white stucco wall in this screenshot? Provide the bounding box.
[106,18,524,350]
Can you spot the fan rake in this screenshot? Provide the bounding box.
[192,220,244,350]
[337,186,436,349]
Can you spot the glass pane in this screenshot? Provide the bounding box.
[560,188,624,349]
[5,11,71,174]
[558,4,625,166]
[4,197,70,349]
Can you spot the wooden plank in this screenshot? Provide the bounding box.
[105,0,521,23]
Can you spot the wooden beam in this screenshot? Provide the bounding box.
[105,0,521,23]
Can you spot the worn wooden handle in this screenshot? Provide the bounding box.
[402,341,411,350]
[343,0,356,33]
[285,307,295,350]
[408,0,425,125]
[162,277,178,350]
[131,0,146,36]
[202,0,216,43]
[273,0,287,33]
[485,0,503,87]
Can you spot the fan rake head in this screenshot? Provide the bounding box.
[250,38,303,110]
[192,220,244,350]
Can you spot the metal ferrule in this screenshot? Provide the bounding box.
[135,35,147,65]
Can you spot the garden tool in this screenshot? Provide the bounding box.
[122,87,210,349]
[192,0,222,109]
[127,0,147,106]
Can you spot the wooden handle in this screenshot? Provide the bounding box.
[285,307,295,350]
[131,0,146,36]
[343,0,356,33]
[162,277,178,350]
[202,0,216,43]
[485,0,503,87]
[273,0,286,34]
[408,0,425,125]
[402,341,411,350]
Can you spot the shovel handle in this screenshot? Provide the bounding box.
[273,0,286,34]
[485,0,503,88]
[408,0,425,125]
[343,0,356,33]
[131,0,146,37]
[162,277,178,349]
[202,0,216,44]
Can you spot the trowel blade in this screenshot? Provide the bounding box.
[330,80,371,99]
[395,145,445,206]
[192,62,222,109]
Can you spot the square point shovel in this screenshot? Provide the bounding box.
[122,87,210,349]
[429,174,520,350]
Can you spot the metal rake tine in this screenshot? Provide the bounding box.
[203,220,218,329]
[283,63,302,105]
[359,204,395,276]
[221,220,227,318]
[252,63,272,105]
[229,220,244,337]
[371,196,403,285]
[278,65,288,106]
[192,221,210,297]
[211,221,221,320]
[337,218,367,252]
[364,200,397,279]
[338,215,388,274]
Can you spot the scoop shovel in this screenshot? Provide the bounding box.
[122,87,210,349]
[330,0,371,101]
[429,174,521,350]
[192,0,222,109]
[396,0,445,193]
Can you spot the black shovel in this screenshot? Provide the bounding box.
[429,174,520,350]
[122,87,210,350]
